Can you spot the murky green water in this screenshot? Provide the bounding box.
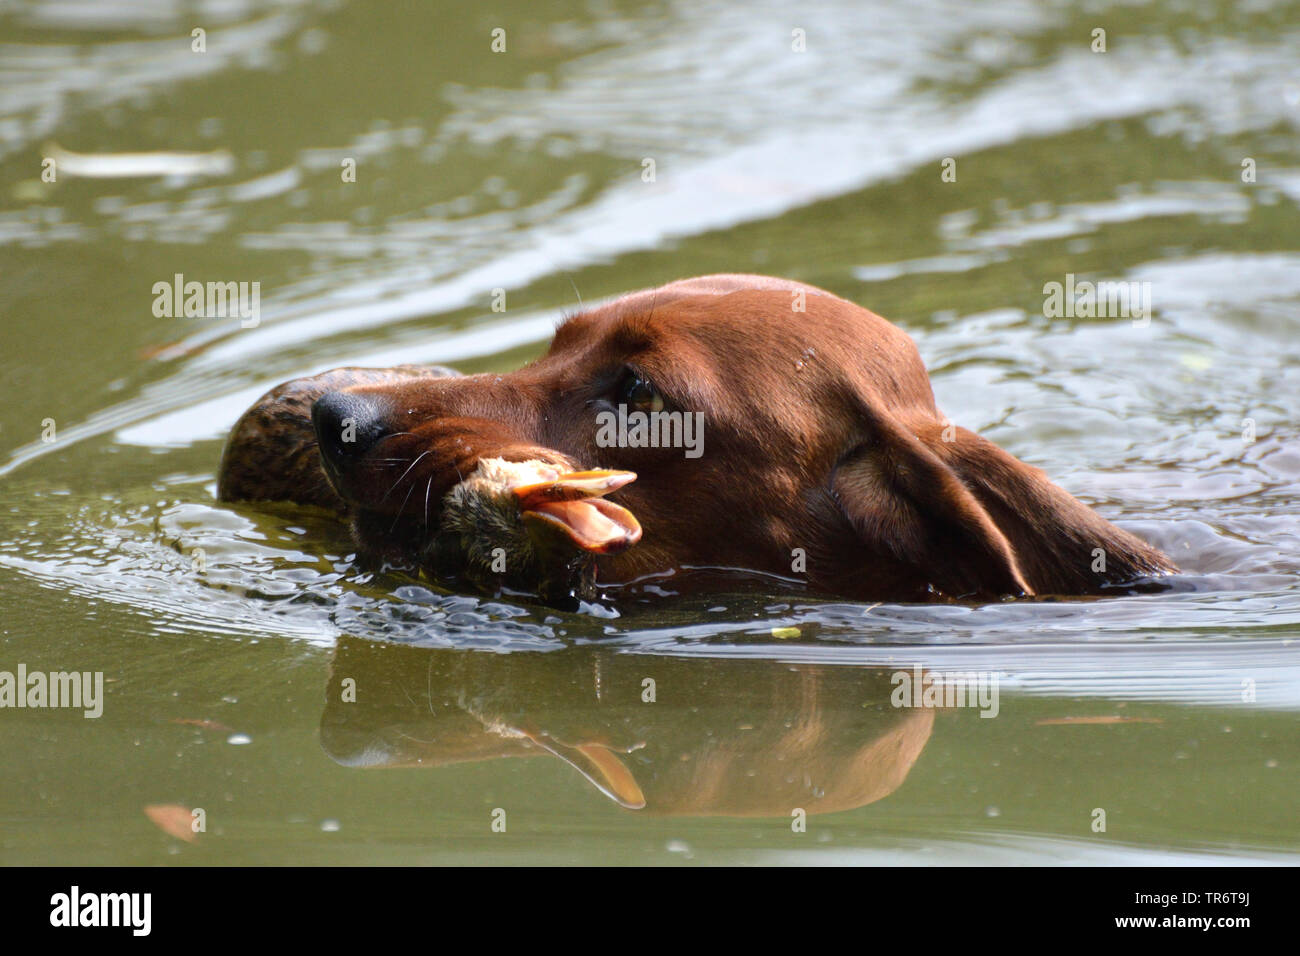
[1,0,1297,864]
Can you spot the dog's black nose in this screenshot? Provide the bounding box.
[312,390,391,468]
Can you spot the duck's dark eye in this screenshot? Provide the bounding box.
[615,369,664,413]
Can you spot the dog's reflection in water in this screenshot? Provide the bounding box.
[320,636,934,817]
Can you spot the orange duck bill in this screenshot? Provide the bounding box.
[512,470,642,555]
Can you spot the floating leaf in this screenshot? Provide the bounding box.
[144,804,199,843]
[1036,716,1163,726]
[171,718,234,732]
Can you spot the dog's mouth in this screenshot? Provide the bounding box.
[507,464,642,555]
[337,454,643,602]
[433,457,643,602]
[305,387,642,599]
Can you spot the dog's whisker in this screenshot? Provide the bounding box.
[388,479,420,534]
[381,450,432,502]
[374,430,414,448]
[565,272,584,311]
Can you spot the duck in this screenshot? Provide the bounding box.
[432,457,642,604]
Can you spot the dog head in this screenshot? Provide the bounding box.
[289,274,1173,601]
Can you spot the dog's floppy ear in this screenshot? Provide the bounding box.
[919,425,1177,594]
[833,411,1033,600]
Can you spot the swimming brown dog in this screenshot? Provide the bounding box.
[218,274,1175,602]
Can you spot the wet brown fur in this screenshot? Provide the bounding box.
[218,275,1176,601]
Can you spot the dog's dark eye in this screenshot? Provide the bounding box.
[615,369,664,413]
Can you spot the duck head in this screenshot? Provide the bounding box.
[430,458,642,605]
